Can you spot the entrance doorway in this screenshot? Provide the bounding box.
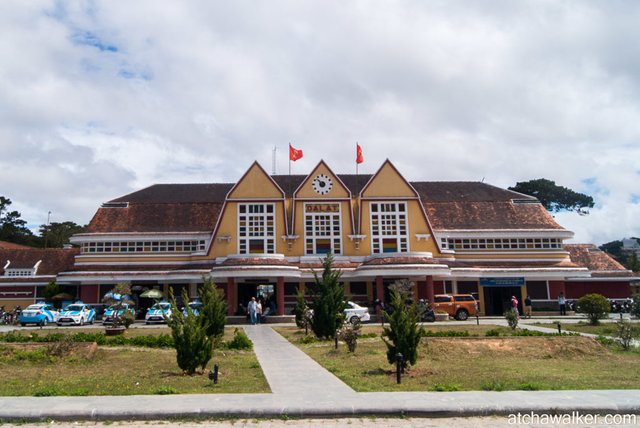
[483,286,522,315]
[237,283,276,315]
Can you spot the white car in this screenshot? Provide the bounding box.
[344,301,370,324]
[145,302,172,324]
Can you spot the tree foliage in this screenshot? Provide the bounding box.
[167,288,213,375]
[102,283,136,329]
[599,238,640,272]
[576,293,610,325]
[509,179,594,214]
[308,253,347,339]
[0,196,36,245]
[198,277,227,345]
[39,221,84,248]
[381,287,424,370]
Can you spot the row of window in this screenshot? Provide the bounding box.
[440,237,563,251]
[4,269,35,277]
[81,240,207,254]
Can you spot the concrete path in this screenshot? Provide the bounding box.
[1,325,640,421]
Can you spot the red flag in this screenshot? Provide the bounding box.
[356,143,364,164]
[289,144,303,161]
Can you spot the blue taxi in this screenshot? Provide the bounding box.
[103,303,136,325]
[183,301,203,317]
[19,303,59,326]
[145,301,172,324]
[57,302,97,326]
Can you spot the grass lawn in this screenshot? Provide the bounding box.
[0,327,269,396]
[534,321,640,337]
[276,325,640,392]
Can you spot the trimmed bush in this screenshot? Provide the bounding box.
[225,328,253,350]
[337,319,361,353]
[576,293,610,325]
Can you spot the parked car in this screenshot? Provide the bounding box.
[183,301,203,317]
[57,302,97,326]
[145,301,172,324]
[103,303,136,325]
[19,303,59,326]
[432,294,478,320]
[344,301,370,324]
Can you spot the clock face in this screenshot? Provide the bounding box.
[312,174,333,195]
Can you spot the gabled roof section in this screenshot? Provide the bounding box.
[565,244,634,275]
[109,183,234,204]
[361,159,418,198]
[293,160,351,199]
[414,181,564,231]
[0,248,79,276]
[227,162,285,200]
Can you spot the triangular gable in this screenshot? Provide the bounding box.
[227,162,285,199]
[360,159,419,198]
[294,160,351,199]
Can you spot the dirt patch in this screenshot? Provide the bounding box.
[0,341,98,359]
[424,336,608,359]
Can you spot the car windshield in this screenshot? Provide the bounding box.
[151,303,170,310]
[25,305,42,311]
[66,305,84,311]
[188,302,202,309]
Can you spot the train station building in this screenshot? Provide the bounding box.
[1,160,637,315]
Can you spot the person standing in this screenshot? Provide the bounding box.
[510,295,519,315]
[248,297,258,325]
[558,292,567,316]
[256,298,263,324]
[524,295,532,318]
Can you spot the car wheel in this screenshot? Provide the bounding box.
[80,317,85,326]
[456,309,469,321]
[42,318,48,327]
[20,323,26,327]
[425,314,436,322]
[349,316,359,324]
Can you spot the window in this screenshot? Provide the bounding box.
[238,203,276,254]
[434,296,451,303]
[440,237,563,251]
[304,204,342,255]
[370,202,408,254]
[81,240,206,254]
[454,295,476,302]
[526,281,549,299]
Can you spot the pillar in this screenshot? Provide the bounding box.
[226,277,236,316]
[375,276,384,303]
[276,276,285,315]
[426,275,435,305]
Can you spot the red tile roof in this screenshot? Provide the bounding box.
[0,248,79,276]
[0,241,33,250]
[565,244,633,275]
[83,179,562,233]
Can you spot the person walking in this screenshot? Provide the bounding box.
[558,292,567,316]
[248,297,258,325]
[510,295,519,315]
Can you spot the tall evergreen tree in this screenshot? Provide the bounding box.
[381,287,425,370]
[308,253,347,339]
[198,277,227,345]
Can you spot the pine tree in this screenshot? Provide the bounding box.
[198,277,227,345]
[309,253,347,339]
[381,287,424,370]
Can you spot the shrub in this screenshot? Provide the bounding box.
[308,254,347,339]
[381,287,424,370]
[485,329,501,337]
[337,319,361,353]
[294,287,311,332]
[504,309,519,329]
[432,383,459,391]
[167,288,213,375]
[225,328,253,350]
[102,282,135,329]
[154,386,178,395]
[576,293,610,325]
[617,320,638,351]
[481,380,505,391]
[424,330,470,337]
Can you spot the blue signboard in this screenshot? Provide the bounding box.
[479,278,525,287]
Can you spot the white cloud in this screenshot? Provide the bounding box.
[0,0,639,244]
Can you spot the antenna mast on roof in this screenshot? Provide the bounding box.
[272,146,277,175]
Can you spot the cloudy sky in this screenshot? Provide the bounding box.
[1,1,639,244]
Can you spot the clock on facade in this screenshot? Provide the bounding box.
[311,174,333,195]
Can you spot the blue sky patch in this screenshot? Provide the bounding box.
[72,30,118,52]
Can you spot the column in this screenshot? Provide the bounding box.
[426,275,435,305]
[376,276,384,303]
[226,277,236,316]
[276,276,285,315]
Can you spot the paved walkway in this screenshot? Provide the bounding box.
[1,325,640,421]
